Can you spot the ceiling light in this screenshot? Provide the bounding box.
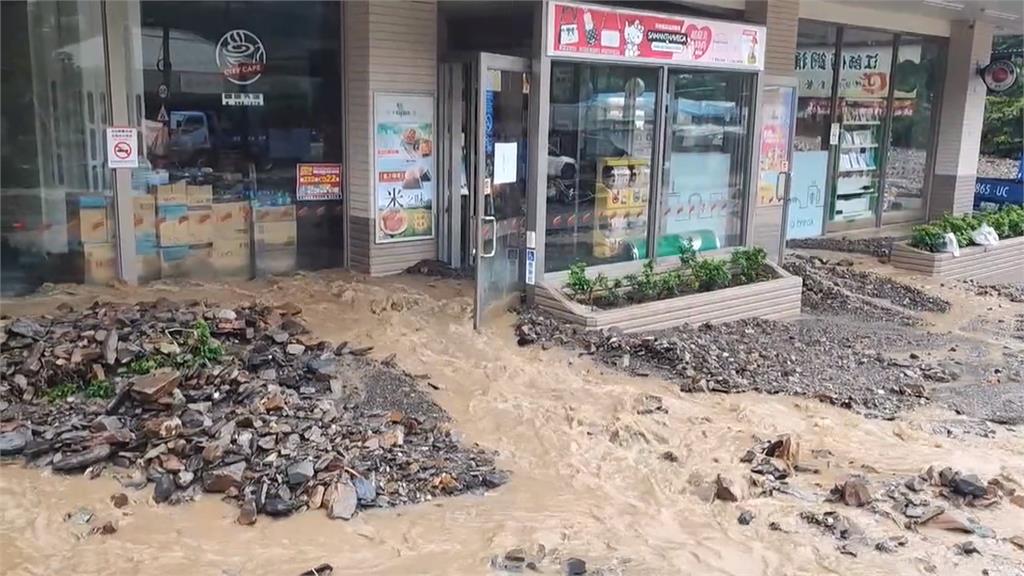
[922,0,965,10]
[982,9,1020,21]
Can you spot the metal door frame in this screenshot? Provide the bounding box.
[474,52,532,329]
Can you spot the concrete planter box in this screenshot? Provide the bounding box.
[535,261,802,333]
[890,236,1024,283]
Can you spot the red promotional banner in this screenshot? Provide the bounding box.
[547,1,765,71]
[296,163,343,201]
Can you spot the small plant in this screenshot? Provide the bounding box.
[191,319,223,365]
[631,260,659,299]
[678,238,697,268]
[566,261,594,301]
[85,379,114,399]
[909,224,947,252]
[937,213,976,248]
[656,268,685,298]
[46,380,79,402]
[691,258,731,292]
[127,356,159,375]
[730,247,768,284]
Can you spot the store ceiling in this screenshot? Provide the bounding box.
[838,0,1023,33]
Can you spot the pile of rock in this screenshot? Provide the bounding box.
[786,236,901,258]
[960,281,1024,304]
[0,299,506,523]
[783,254,949,323]
[517,309,941,419]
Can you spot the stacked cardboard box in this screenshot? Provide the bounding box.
[68,194,115,285]
[133,194,160,281]
[155,181,215,278]
[211,201,252,277]
[253,204,297,275]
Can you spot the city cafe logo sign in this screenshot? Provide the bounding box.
[216,29,266,85]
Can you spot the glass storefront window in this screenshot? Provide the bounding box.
[545,62,658,272]
[1,0,116,296]
[833,27,895,226]
[884,36,942,222]
[658,70,754,255]
[130,1,343,282]
[790,21,837,239]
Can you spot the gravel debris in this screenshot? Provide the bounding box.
[0,300,505,522]
[786,237,901,258]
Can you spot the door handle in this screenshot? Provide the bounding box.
[775,171,788,203]
[482,216,497,258]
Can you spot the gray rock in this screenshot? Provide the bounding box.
[951,474,987,498]
[203,462,246,493]
[8,318,46,340]
[52,444,112,471]
[327,480,358,520]
[564,557,587,575]
[153,474,176,503]
[353,476,377,504]
[0,430,29,454]
[738,510,755,525]
[286,343,306,356]
[237,499,257,525]
[263,497,296,517]
[287,460,315,485]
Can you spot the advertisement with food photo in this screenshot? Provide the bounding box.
[374,93,435,243]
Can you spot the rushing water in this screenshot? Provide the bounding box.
[2,272,1023,576]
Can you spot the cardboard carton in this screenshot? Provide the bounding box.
[212,201,252,234]
[187,184,213,207]
[155,181,188,205]
[76,207,111,244]
[255,245,297,276]
[160,245,214,278]
[83,243,116,285]
[136,232,159,256]
[188,207,214,245]
[254,220,297,249]
[212,237,251,276]
[133,195,156,236]
[137,254,161,282]
[253,205,296,223]
[157,204,190,246]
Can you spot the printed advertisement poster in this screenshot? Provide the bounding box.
[374,93,435,243]
[548,1,765,71]
[795,44,921,98]
[786,151,829,239]
[296,163,342,201]
[663,152,739,250]
[757,87,794,207]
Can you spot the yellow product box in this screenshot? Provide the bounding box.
[187,207,214,245]
[155,181,188,205]
[212,201,252,234]
[253,205,296,224]
[83,243,117,285]
[156,204,190,247]
[187,184,213,207]
[133,195,156,236]
[160,246,214,279]
[254,220,297,248]
[255,245,297,276]
[137,254,162,282]
[212,237,251,276]
[76,208,111,245]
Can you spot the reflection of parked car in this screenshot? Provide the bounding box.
[547,145,578,202]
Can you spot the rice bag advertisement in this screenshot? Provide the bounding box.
[374,93,435,243]
[548,1,765,71]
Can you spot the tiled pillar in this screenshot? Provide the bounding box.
[745,0,799,253]
[929,20,993,219]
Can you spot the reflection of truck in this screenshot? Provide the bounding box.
[975,156,1023,209]
[164,110,269,166]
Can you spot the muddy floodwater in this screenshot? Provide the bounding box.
[2,270,1023,575]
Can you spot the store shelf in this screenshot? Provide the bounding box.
[836,189,877,198]
[843,121,881,125]
[841,144,879,149]
[839,168,878,174]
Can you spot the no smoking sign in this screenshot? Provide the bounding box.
[106,127,139,169]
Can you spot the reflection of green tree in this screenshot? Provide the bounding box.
[889,44,938,150]
[981,35,1022,158]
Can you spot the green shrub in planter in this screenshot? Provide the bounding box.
[691,258,731,292]
[730,247,768,284]
[909,224,947,252]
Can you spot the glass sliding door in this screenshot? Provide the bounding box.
[658,70,754,256]
[883,35,943,224]
[830,27,896,229]
[790,21,837,239]
[1,0,116,295]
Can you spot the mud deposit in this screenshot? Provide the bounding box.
[1,269,1023,576]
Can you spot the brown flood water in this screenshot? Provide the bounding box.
[2,271,1023,576]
